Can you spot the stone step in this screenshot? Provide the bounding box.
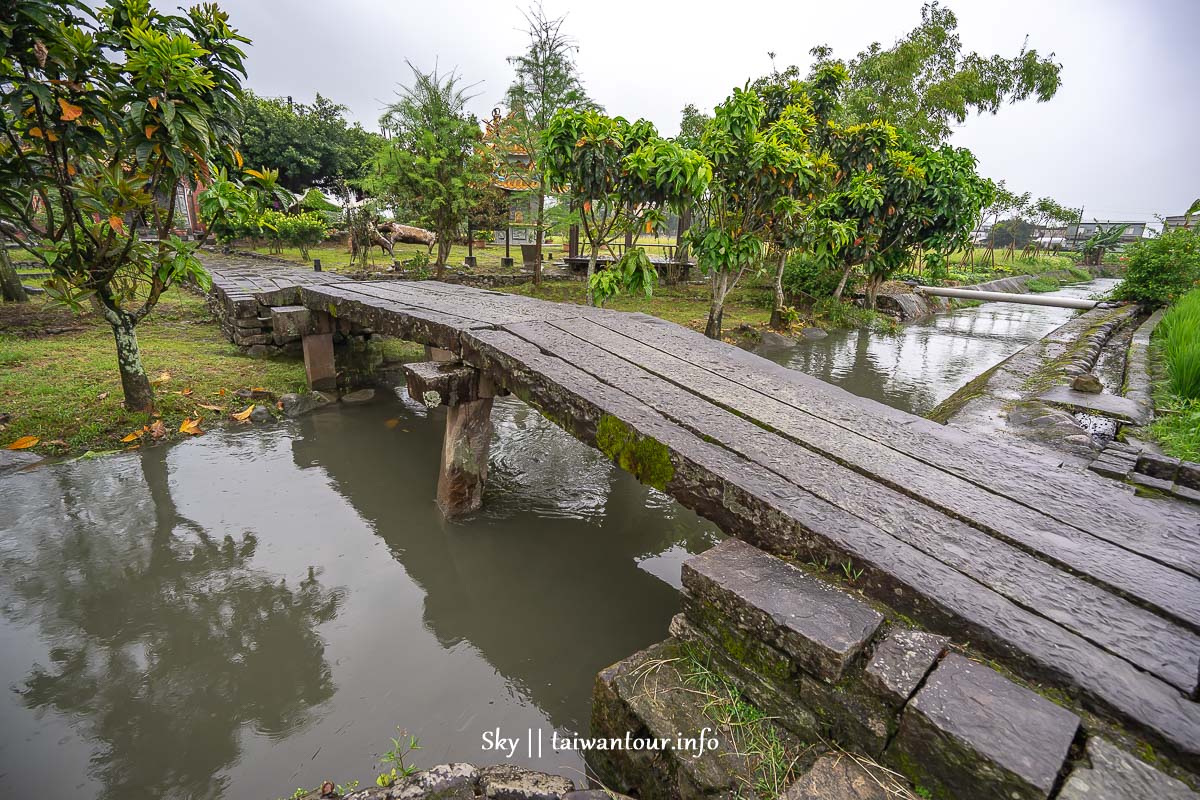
[886,653,1080,800]
[591,637,805,799]
[681,538,883,684]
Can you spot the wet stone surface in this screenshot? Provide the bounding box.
[1058,738,1199,800]
[862,627,947,710]
[886,654,1080,800]
[682,539,883,683]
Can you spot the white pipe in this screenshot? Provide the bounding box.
[912,285,1103,310]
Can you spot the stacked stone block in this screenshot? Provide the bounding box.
[593,539,1198,800]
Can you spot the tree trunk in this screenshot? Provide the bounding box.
[769,249,788,330]
[435,237,451,279]
[585,241,601,307]
[533,188,546,287]
[0,247,28,303]
[866,275,881,310]
[705,271,727,339]
[832,263,855,302]
[109,312,155,412]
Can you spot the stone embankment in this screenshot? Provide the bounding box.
[593,539,1200,800]
[930,302,1138,458]
[300,762,604,800]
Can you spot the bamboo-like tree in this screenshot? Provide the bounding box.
[503,4,596,285]
[0,0,249,411]
[369,62,490,279]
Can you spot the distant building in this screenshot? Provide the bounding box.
[1162,214,1197,232]
[1065,220,1147,244]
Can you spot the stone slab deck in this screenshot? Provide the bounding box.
[1037,385,1149,425]
[198,258,1200,773]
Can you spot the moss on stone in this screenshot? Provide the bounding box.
[595,414,675,491]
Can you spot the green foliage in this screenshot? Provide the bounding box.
[991,217,1036,248]
[542,108,710,305]
[1079,223,1127,266]
[0,0,248,409]
[198,168,261,244]
[1113,228,1200,305]
[1158,289,1200,400]
[368,61,490,275]
[807,1,1062,144]
[590,246,658,306]
[1148,399,1200,462]
[782,251,844,300]
[376,728,421,788]
[238,91,381,191]
[275,212,329,261]
[1023,276,1061,293]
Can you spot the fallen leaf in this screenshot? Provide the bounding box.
[58,98,83,121]
[197,403,224,412]
[231,405,255,422]
[384,418,400,429]
[218,388,226,396]
[7,436,39,450]
[47,440,67,447]
[120,429,144,443]
[151,371,171,385]
[179,417,203,435]
[149,420,166,439]
[97,392,108,400]
[178,388,193,396]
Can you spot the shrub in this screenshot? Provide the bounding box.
[1113,228,1200,305]
[1158,288,1200,400]
[276,212,330,261]
[782,252,844,301]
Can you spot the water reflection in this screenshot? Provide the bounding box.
[0,393,719,799]
[761,278,1120,415]
[0,445,343,800]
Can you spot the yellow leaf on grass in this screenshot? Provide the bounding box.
[6,436,38,450]
[251,387,267,392]
[197,403,223,412]
[58,98,83,121]
[218,388,226,396]
[178,388,193,396]
[151,371,171,384]
[231,405,254,422]
[149,420,167,439]
[179,418,203,435]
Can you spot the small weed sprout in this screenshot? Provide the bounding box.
[376,728,422,787]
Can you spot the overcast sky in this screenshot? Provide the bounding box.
[219,0,1198,222]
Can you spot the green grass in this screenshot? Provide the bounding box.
[500,279,776,334]
[247,235,682,276]
[1023,276,1062,293]
[1148,401,1200,462]
[1,286,307,455]
[1158,289,1200,401]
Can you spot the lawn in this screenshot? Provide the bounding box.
[241,235,683,275]
[1,286,308,456]
[500,279,776,333]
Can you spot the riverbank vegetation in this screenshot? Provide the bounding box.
[1147,286,1200,461]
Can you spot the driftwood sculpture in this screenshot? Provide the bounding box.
[378,222,437,254]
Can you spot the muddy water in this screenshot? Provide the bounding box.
[760,278,1121,415]
[0,395,720,800]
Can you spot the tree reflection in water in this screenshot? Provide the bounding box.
[0,444,344,800]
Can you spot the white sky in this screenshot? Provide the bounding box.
[220,0,1199,222]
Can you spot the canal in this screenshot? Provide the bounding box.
[758,277,1120,414]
